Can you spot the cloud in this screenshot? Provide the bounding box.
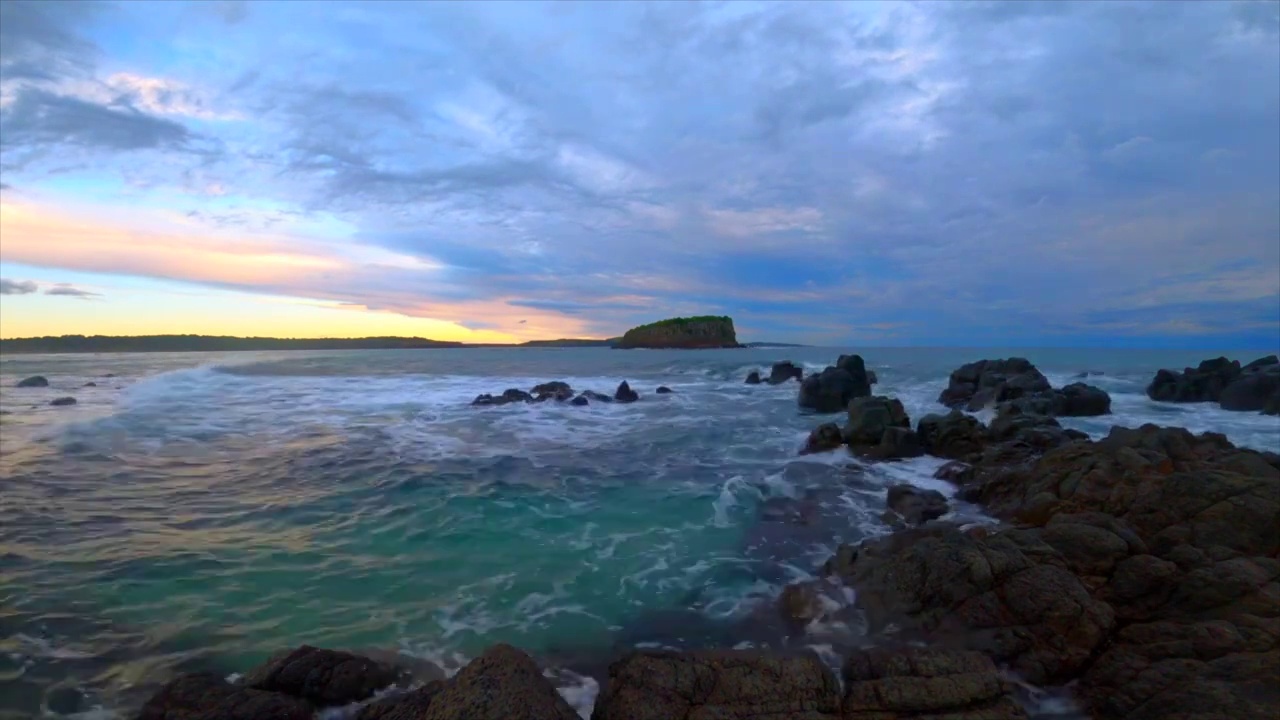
[44,282,101,299]
[0,278,38,294]
[0,0,1275,345]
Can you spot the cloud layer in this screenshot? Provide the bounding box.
[1,0,1277,345]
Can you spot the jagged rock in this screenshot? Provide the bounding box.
[885,484,949,526]
[614,381,639,403]
[842,648,1029,719]
[846,396,910,446]
[798,354,872,413]
[801,422,844,455]
[135,672,312,720]
[49,397,77,406]
[916,411,988,461]
[420,644,577,720]
[1220,361,1280,412]
[243,645,399,707]
[767,361,803,384]
[745,371,763,385]
[16,375,48,387]
[1147,356,1244,403]
[471,389,533,406]
[938,358,1051,411]
[655,386,674,394]
[591,649,841,719]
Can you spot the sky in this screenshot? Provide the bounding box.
[1,0,1278,347]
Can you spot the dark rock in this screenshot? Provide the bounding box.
[243,645,399,707]
[570,395,589,406]
[886,484,950,526]
[581,390,614,403]
[1220,363,1280,412]
[800,422,844,455]
[870,426,924,460]
[916,411,988,461]
[45,685,84,715]
[776,580,843,627]
[614,381,639,403]
[356,682,448,720]
[938,358,1051,411]
[532,381,574,402]
[655,386,674,394]
[1265,389,1280,416]
[83,382,97,387]
[1147,357,1243,403]
[842,647,1029,719]
[934,460,975,485]
[49,397,77,406]
[592,649,841,720]
[867,370,878,385]
[420,644,577,720]
[845,395,910,446]
[135,672,312,720]
[16,375,49,387]
[471,389,534,406]
[1073,370,1105,379]
[1051,382,1112,416]
[798,354,872,413]
[615,316,740,349]
[767,361,803,384]
[745,371,763,385]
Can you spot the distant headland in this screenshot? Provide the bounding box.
[0,326,804,354]
[614,316,741,349]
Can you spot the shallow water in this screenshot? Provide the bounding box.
[1,346,1276,717]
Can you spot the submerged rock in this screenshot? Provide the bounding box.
[655,386,674,394]
[16,375,48,388]
[136,672,312,720]
[49,397,77,406]
[614,381,639,403]
[83,381,97,387]
[471,389,534,406]
[243,645,399,706]
[767,361,803,385]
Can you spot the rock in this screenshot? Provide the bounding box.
[800,422,844,455]
[870,426,924,460]
[591,649,841,720]
[571,395,589,406]
[1050,382,1112,416]
[845,396,910,446]
[417,644,577,720]
[471,389,533,406]
[45,685,84,715]
[1265,389,1280,416]
[842,647,1029,719]
[1073,370,1105,379]
[16,375,48,387]
[49,397,77,406]
[135,672,312,720]
[938,358,1052,411]
[1220,362,1280,412]
[655,386,674,394]
[532,381,574,402]
[776,580,842,627]
[886,484,950,526]
[243,645,399,706]
[767,361,803,385]
[1147,357,1243,403]
[615,316,740,349]
[745,371,763,385]
[582,390,614,403]
[916,411,988,461]
[867,370,878,385]
[798,354,873,413]
[614,381,639,403]
[356,682,447,720]
[83,381,97,387]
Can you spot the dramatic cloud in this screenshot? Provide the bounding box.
[44,283,102,299]
[0,278,38,294]
[0,0,1276,345]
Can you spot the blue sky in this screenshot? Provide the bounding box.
[1,0,1278,346]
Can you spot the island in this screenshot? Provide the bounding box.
[613,315,742,349]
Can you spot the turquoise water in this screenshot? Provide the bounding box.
[1,347,1277,717]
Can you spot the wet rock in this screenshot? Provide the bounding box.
[471,389,533,406]
[1220,361,1280,412]
[17,375,49,387]
[83,381,97,387]
[845,395,910,446]
[842,647,1029,719]
[934,460,975,485]
[592,648,841,720]
[581,390,614,403]
[916,410,988,462]
[1265,389,1280,416]
[870,426,924,460]
[49,397,77,406]
[570,395,589,406]
[1147,356,1243,403]
[798,354,873,413]
[419,644,577,720]
[614,381,639,403]
[886,484,950,526]
[745,370,763,385]
[938,358,1051,411]
[243,645,399,707]
[655,386,673,394]
[776,579,843,627]
[767,361,803,385]
[356,682,447,720]
[800,422,844,455]
[136,672,312,720]
[1050,382,1112,416]
[532,381,574,402]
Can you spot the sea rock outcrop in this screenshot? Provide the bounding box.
[471,389,534,406]
[655,386,674,394]
[1146,356,1244,403]
[243,645,400,707]
[1219,356,1280,412]
[614,381,639,403]
[938,358,1051,410]
[532,381,575,402]
[745,371,763,384]
[798,354,873,413]
[614,316,740,349]
[768,361,804,385]
[16,375,48,387]
[49,397,77,406]
[800,422,844,455]
[846,396,922,460]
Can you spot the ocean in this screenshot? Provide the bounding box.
[1,346,1277,718]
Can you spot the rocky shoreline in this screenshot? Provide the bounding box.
[133,354,1279,720]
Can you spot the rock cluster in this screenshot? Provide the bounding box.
[798,354,876,413]
[1148,354,1280,414]
[938,357,1112,416]
[472,380,651,407]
